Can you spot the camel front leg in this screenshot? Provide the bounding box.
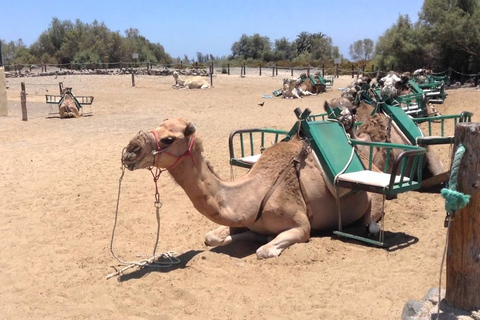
[256,226,310,259]
[204,226,266,247]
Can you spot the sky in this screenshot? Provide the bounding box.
[0,0,424,60]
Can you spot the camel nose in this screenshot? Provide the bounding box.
[122,151,138,170]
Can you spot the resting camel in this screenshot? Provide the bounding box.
[281,78,315,99]
[324,97,445,186]
[59,88,81,118]
[172,71,210,89]
[298,73,326,94]
[122,118,385,259]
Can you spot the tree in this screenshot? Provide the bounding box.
[295,32,311,54]
[418,0,480,72]
[230,33,272,61]
[349,39,374,61]
[273,37,296,61]
[373,15,427,71]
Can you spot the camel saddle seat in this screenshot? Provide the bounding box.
[289,108,426,197]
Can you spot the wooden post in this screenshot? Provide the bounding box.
[20,82,27,121]
[275,64,278,76]
[0,67,7,117]
[445,122,480,310]
[335,64,339,78]
[259,64,262,76]
[227,63,230,75]
[58,82,63,94]
[291,68,293,77]
[307,68,310,76]
[351,63,354,78]
[272,65,275,77]
[131,71,135,87]
[322,65,325,77]
[210,63,213,87]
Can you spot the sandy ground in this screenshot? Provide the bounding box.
[1,73,479,319]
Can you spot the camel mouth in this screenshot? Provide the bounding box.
[122,139,149,171]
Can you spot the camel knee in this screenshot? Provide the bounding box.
[204,226,232,246]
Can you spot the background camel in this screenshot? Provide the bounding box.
[281,77,315,99]
[298,73,327,94]
[58,87,81,118]
[172,71,210,89]
[122,117,385,259]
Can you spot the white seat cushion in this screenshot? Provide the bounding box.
[337,170,409,188]
[235,154,261,164]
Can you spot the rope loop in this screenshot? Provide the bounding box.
[441,144,471,217]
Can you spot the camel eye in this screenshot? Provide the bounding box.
[161,137,175,145]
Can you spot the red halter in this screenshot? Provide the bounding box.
[150,130,196,170]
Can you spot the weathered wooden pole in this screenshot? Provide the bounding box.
[275,64,278,76]
[20,82,27,121]
[0,67,7,116]
[227,63,230,75]
[259,64,262,76]
[210,63,213,87]
[351,63,354,78]
[445,122,480,310]
[131,71,135,87]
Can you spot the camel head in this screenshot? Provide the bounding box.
[324,97,357,132]
[122,118,196,171]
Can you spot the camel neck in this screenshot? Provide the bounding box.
[167,146,260,227]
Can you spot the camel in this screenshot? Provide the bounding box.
[281,78,315,99]
[298,73,327,94]
[342,75,441,118]
[324,98,445,186]
[59,88,81,118]
[172,71,210,89]
[122,118,385,259]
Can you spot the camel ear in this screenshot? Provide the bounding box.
[185,122,196,137]
[323,101,330,113]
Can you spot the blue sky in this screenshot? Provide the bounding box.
[1,0,424,60]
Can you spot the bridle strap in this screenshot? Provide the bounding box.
[150,130,196,170]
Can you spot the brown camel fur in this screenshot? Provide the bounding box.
[298,73,326,94]
[324,98,445,184]
[122,118,385,259]
[59,88,81,118]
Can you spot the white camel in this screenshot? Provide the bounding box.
[172,71,210,89]
[122,118,385,259]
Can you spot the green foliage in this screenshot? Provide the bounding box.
[231,33,272,60]
[6,17,173,68]
[349,39,374,61]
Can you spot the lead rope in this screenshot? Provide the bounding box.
[107,150,180,280]
[436,145,470,318]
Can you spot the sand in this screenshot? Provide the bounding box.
[1,72,479,319]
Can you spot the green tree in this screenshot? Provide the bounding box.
[230,33,272,61]
[373,15,426,71]
[273,37,296,61]
[349,39,374,61]
[419,0,480,72]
